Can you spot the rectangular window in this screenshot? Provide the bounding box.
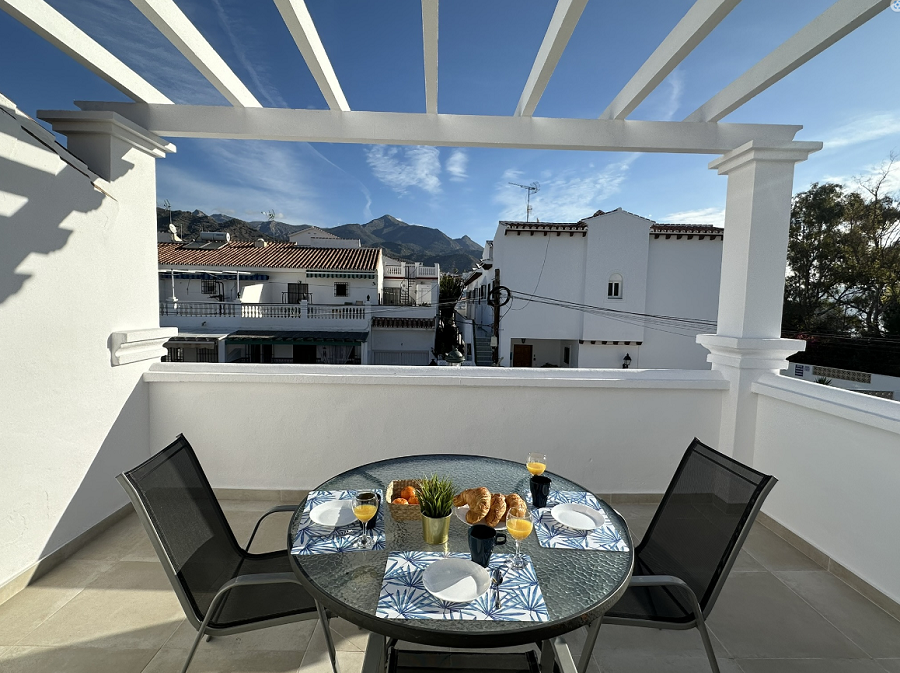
[334,282,349,297]
[165,347,183,362]
[196,347,216,363]
[201,279,217,294]
[608,282,620,298]
[383,287,401,305]
[287,282,309,304]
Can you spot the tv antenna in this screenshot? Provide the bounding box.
[262,209,276,222]
[508,181,540,222]
[162,199,180,238]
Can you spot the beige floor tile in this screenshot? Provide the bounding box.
[224,509,294,554]
[143,646,305,673]
[164,618,317,653]
[17,562,182,650]
[0,560,111,645]
[299,646,364,673]
[306,619,368,653]
[742,526,823,572]
[593,650,744,673]
[877,659,900,672]
[0,644,157,672]
[69,514,149,564]
[735,658,886,672]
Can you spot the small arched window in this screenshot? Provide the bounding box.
[608,273,623,299]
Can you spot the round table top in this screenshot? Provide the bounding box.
[288,454,634,648]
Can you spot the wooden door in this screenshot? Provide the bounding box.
[512,344,533,367]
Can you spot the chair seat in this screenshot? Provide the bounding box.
[604,581,694,625]
[212,551,318,629]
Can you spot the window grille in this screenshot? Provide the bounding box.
[334,282,349,297]
[196,347,216,363]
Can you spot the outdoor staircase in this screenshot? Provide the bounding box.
[474,335,493,366]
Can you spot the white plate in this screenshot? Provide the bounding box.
[310,500,356,528]
[551,503,606,530]
[422,558,491,603]
[454,505,507,531]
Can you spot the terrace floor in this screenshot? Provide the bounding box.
[1,498,898,673]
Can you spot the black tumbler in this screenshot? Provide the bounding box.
[530,475,552,508]
[468,524,506,567]
[365,493,380,530]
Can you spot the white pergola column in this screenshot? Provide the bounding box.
[697,140,820,464]
[40,110,177,363]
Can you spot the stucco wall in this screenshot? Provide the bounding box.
[0,99,162,588]
[752,374,900,605]
[147,365,726,495]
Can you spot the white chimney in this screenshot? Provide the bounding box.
[254,238,267,248]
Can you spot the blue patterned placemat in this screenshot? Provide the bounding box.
[528,490,630,552]
[376,551,549,622]
[291,489,385,555]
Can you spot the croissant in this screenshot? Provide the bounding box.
[505,493,527,518]
[453,488,473,508]
[465,487,491,524]
[484,493,507,527]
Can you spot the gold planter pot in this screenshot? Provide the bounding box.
[421,514,451,545]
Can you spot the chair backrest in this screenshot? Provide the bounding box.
[117,435,243,626]
[637,438,776,615]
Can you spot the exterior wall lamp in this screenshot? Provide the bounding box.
[622,353,632,369]
[520,338,526,344]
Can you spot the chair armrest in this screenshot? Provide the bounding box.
[245,504,300,551]
[629,574,705,621]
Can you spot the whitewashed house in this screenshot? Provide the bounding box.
[465,209,723,369]
[289,225,361,249]
[158,238,439,364]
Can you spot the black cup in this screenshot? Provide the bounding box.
[530,475,552,508]
[468,524,506,567]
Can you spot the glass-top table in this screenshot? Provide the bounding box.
[288,454,634,654]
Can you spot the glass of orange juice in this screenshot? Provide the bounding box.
[352,491,378,549]
[526,452,547,476]
[506,511,533,569]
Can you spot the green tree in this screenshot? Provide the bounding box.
[784,183,851,331]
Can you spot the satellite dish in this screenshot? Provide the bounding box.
[168,223,178,234]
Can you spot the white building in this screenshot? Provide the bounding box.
[289,225,361,249]
[464,209,723,369]
[158,239,439,364]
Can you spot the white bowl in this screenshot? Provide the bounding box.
[550,503,606,530]
[422,558,491,603]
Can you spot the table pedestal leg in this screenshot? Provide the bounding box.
[362,633,387,673]
[578,620,602,673]
[541,638,578,673]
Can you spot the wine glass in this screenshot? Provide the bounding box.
[526,452,547,476]
[352,491,378,549]
[506,510,533,569]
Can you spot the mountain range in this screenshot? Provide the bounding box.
[157,209,483,272]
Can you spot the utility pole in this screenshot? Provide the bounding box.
[492,268,500,366]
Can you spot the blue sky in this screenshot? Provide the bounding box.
[2,0,899,244]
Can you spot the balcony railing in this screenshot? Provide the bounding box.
[308,305,366,319]
[383,265,439,279]
[160,301,367,321]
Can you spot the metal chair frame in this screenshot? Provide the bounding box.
[117,436,341,673]
[575,438,777,673]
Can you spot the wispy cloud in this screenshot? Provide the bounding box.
[446,149,469,182]
[662,207,726,226]
[659,69,685,122]
[366,146,442,195]
[821,112,900,151]
[495,156,638,222]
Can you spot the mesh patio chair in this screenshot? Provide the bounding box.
[576,438,776,673]
[117,434,340,673]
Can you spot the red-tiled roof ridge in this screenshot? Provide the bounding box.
[500,221,586,229]
[158,241,380,270]
[652,224,724,233]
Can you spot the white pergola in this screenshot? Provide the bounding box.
[1,0,891,461]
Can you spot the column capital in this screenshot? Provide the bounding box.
[696,334,805,370]
[709,140,822,175]
[38,110,175,158]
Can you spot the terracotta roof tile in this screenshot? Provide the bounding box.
[651,224,724,235]
[500,221,586,229]
[158,242,380,270]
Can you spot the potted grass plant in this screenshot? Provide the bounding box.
[418,474,454,544]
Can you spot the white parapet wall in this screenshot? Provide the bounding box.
[752,373,900,606]
[145,364,727,495]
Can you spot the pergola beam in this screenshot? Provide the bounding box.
[685,0,890,122]
[64,102,803,154]
[129,0,261,108]
[600,0,740,120]
[422,0,439,114]
[0,0,171,104]
[274,0,350,111]
[515,0,588,117]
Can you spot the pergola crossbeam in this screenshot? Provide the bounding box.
[422,0,439,114]
[685,0,890,122]
[130,0,261,108]
[600,0,740,120]
[0,0,171,104]
[274,0,349,112]
[65,102,803,155]
[515,0,588,117]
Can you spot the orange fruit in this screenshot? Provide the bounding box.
[400,486,416,500]
[407,495,419,505]
[392,497,408,505]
